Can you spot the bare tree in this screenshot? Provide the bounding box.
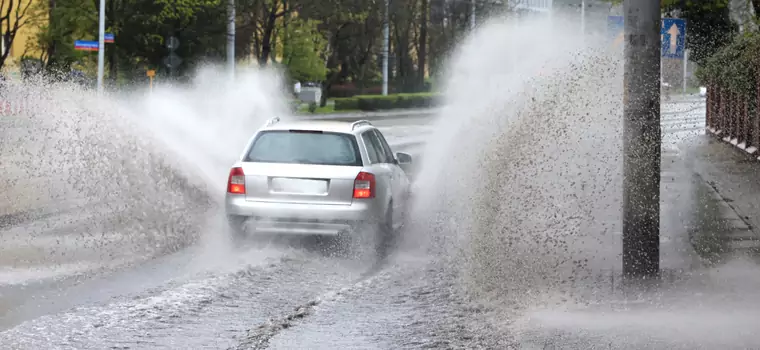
[0,0,36,70]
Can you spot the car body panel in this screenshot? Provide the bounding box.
[241,162,362,206]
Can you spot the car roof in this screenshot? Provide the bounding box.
[261,119,373,134]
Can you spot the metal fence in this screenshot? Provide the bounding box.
[706,85,760,154]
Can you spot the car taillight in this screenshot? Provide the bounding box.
[353,171,375,199]
[227,167,246,194]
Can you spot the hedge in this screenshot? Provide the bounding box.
[334,97,360,110]
[697,31,760,97]
[334,93,441,111]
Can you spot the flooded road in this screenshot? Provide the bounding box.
[3,18,760,349]
[3,88,759,350]
[0,131,428,346]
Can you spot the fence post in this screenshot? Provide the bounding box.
[721,86,731,139]
[735,92,740,142]
[756,74,760,149]
[730,91,737,141]
[706,83,712,128]
[719,85,726,135]
[743,94,749,146]
[738,93,744,144]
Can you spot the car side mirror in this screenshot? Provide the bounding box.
[396,152,412,165]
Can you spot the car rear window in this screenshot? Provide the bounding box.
[245,130,362,166]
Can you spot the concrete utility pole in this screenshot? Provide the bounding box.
[382,0,389,95]
[622,0,661,279]
[227,0,235,79]
[97,0,105,92]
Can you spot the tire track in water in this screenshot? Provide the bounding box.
[231,253,396,350]
[0,245,377,349]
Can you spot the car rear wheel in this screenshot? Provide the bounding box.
[226,215,247,242]
[334,207,393,261]
[375,205,394,259]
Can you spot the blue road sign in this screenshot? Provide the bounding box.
[607,16,687,59]
[74,40,98,51]
[104,33,115,43]
[661,18,686,59]
[608,15,624,45]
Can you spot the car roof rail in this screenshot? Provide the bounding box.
[351,120,372,130]
[265,116,281,127]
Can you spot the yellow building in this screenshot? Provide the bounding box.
[1,0,46,76]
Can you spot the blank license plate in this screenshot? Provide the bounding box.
[270,178,328,194]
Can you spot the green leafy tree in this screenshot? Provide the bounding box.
[33,0,97,73]
[281,17,327,82]
[39,0,228,82]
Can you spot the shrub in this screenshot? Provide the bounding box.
[332,92,441,111]
[697,31,760,97]
[334,97,360,111]
[356,95,399,110]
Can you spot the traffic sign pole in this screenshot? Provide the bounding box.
[164,36,182,77]
[683,49,689,93]
[97,0,105,92]
[147,70,156,93]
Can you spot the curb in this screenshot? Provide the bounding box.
[706,127,760,159]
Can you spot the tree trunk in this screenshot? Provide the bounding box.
[258,2,279,66]
[45,0,58,70]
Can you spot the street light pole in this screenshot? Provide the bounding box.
[97,0,105,92]
[470,0,475,29]
[580,0,585,36]
[382,0,389,96]
[227,0,235,79]
[622,0,661,279]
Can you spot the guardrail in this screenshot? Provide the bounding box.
[705,85,760,155]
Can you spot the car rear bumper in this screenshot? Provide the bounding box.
[225,194,378,236]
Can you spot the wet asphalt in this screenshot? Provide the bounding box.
[0,119,444,349]
[4,97,760,349]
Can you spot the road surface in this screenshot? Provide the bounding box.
[6,96,758,349]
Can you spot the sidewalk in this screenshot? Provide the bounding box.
[689,135,760,252]
[513,111,760,349]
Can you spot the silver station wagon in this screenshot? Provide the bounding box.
[225,117,413,252]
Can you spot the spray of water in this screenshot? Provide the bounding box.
[403,14,760,348]
[0,65,290,282]
[406,16,624,309]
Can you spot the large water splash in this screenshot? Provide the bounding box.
[0,65,289,283]
[407,16,624,308]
